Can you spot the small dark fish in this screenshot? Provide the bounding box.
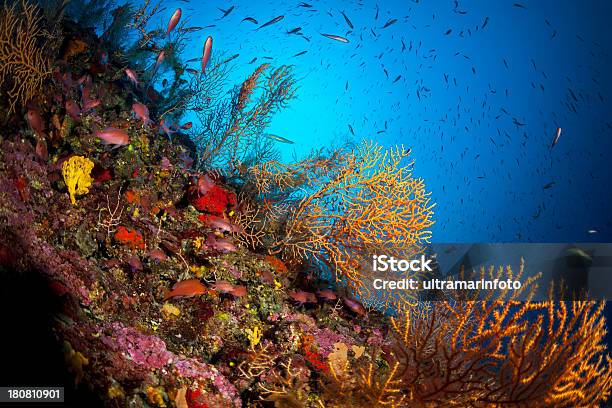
[513,3,526,8]
[340,11,353,29]
[257,15,284,30]
[287,27,302,34]
[444,28,452,35]
[293,50,308,57]
[298,2,312,7]
[543,182,555,189]
[218,6,234,19]
[321,33,349,43]
[223,53,239,64]
[482,16,489,29]
[392,75,401,83]
[241,17,258,24]
[248,57,257,64]
[382,18,397,29]
[348,124,354,135]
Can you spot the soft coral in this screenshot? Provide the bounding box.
[190,184,236,216]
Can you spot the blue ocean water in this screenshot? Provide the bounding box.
[161,0,612,243]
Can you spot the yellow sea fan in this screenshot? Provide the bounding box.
[62,156,94,205]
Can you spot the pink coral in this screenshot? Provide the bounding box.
[174,358,241,407]
[102,322,173,368]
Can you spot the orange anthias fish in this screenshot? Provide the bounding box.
[288,290,317,303]
[26,109,45,136]
[164,279,207,300]
[201,36,213,73]
[166,8,182,36]
[212,280,247,297]
[153,50,165,74]
[96,127,129,147]
[132,102,153,126]
[125,69,139,86]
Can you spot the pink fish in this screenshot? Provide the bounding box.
[206,235,237,253]
[164,279,207,300]
[201,36,213,73]
[26,109,45,136]
[96,127,129,147]
[166,8,182,36]
[288,290,317,304]
[148,249,168,262]
[230,285,247,297]
[65,99,81,121]
[132,102,152,126]
[212,280,247,297]
[206,216,234,233]
[316,289,337,301]
[153,50,165,74]
[83,98,101,111]
[125,69,139,85]
[343,297,366,316]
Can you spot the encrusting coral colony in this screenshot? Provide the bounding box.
[0,1,610,407]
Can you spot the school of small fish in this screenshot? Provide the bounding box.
[157,1,609,241]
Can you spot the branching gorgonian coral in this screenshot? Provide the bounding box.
[259,141,435,310]
[191,63,295,171]
[388,261,612,407]
[0,0,53,113]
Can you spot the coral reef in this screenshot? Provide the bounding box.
[0,2,609,408]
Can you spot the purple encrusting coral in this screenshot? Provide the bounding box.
[174,358,242,407]
[102,322,174,368]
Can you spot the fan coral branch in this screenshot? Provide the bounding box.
[389,262,612,407]
[272,141,435,310]
[0,0,53,113]
[192,64,295,171]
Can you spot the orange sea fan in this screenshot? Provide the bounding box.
[271,141,435,308]
[388,262,612,407]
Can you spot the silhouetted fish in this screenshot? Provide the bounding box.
[340,11,353,29]
[257,15,284,30]
[217,6,234,19]
[382,18,397,29]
